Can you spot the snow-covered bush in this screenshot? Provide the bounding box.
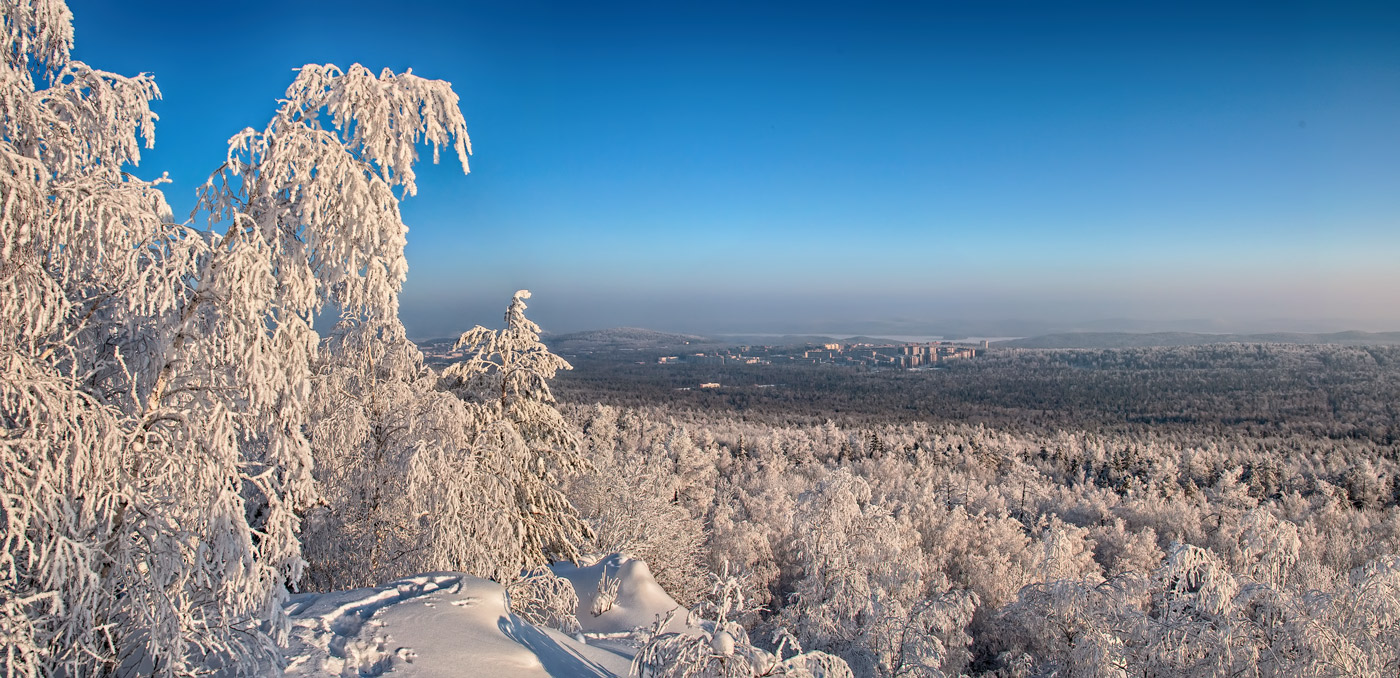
[632,568,854,678]
[506,566,582,635]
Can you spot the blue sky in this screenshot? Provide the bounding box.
[69,1,1400,336]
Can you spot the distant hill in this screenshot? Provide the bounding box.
[544,327,723,353]
[995,331,1400,349]
[714,334,921,346]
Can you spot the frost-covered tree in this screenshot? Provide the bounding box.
[434,290,592,573]
[0,1,258,673]
[996,574,1142,677]
[1,0,472,673]
[881,589,980,678]
[188,43,470,623]
[302,320,479,590]
[781,470,924,676]
[303,321,419,590]
[189,51,471,595]
[670,425,720,517]
[1303,554,1400,677]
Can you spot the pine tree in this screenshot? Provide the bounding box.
[438,290,593,571]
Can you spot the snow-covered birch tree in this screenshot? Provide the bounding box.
[1,0,472,673]
[0,2,214,674]
[192,55,471,592]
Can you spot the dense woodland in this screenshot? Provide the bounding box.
[560,392,1400,676]
[5,2,1400,677]
[556,344,1400,443]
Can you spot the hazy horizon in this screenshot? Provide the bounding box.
[400,290,1400,340]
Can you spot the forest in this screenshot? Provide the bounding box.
[557,400,1400,676]
[4,2,1400,677]
[546,342,1400,675]
[556,343,1400,443]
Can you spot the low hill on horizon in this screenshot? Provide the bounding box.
[549,329,952,352]
[995,330,1400,349]
[543,327,724,353]
[715,333,912,346]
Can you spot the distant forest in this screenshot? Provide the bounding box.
[554,343,1400,444]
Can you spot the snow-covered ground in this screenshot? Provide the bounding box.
[284,555,689,677]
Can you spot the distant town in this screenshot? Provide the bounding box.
[654,340,987,369]
[418,332,989,371]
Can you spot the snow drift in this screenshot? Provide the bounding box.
[283,555,691,677]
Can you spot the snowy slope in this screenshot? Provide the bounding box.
[283,556,690,677]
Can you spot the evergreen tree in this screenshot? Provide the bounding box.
[438,290,593,570]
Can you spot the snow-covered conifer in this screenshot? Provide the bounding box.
[437,290,592,570]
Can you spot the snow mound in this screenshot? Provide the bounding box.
[284,572,629,677]
[552,554,695,636]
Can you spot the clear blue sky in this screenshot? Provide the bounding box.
[69,0,1400,337]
